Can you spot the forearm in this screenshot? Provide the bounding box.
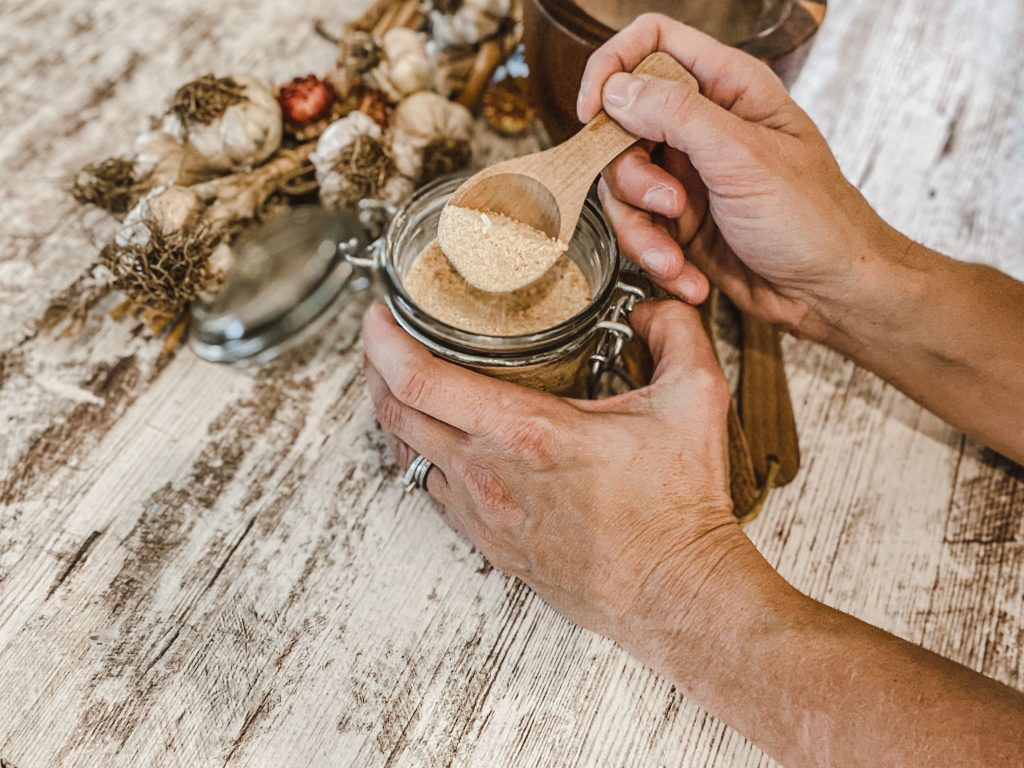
[808,228,1024,464]
[629,539,1024,767]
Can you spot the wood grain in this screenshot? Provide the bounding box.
[1,0,1023,766]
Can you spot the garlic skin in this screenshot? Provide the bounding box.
[430,0,511,49]
[381,175,415,205]
[311,111,383,173]
[367,29,435,102]
[391,92,475,180]
[133,130,210,187]
[115,186,204,248]
[163,76,282,172]
[311,111,409,210]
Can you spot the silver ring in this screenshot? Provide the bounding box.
[401,454,433,493]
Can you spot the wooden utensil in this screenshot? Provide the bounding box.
[447,51,698,266]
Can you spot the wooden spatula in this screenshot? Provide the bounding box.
[444,52,699,292]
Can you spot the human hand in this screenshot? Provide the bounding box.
[362,298,778,651]
[578,14,899,338]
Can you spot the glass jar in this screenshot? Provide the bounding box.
[190,173,649,397]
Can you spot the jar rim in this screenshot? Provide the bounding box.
[381,172,620,360]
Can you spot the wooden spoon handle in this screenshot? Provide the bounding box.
[566,52,699,171]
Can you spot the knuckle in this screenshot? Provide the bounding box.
[661,86,698,136]
[374,392,404,434]
[633,11,665,29]
[463,461,515,515]
[497,414,556,463]
[392,364,432,409]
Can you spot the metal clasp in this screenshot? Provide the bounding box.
[338,199,398,269]
[587,280,648,397]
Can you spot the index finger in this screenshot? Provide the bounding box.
[361,302,548,436]
[576,13,787,122]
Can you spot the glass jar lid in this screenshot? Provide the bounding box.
[189,206,372,365]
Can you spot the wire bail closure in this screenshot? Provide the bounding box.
[587,279,648,397]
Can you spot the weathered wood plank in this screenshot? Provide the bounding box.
[0,0,1022,766]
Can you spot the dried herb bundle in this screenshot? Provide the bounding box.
[101,228,221,313]
[71,158,139,214]
[328,134,396,208]
[169,75,248,130]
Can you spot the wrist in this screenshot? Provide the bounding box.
[796,217,927,353]
[620,521,800,687]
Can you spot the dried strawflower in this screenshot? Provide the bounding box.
[278,75,335,127]
[357,88,391,129]
[482,75,535,136]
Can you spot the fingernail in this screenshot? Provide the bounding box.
[640,249,675,278]
[576,80,589,117]
[604,73,641,107]
[642,184,679,214]
[677,278,698,302]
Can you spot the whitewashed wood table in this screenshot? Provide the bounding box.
[1,1,1022,766]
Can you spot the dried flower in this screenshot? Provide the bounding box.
[357,88,391,129]
[482,75,535,136]
[164,75,283,172]
[278,75,335,127]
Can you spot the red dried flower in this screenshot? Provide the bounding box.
[357,88,391,129]
[278,75,334,126]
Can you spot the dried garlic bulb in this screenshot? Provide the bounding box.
[392,92,474,184]
[133,130,215,188]
[163,75,283,172]
[115,186,204,248]
[105,186,214,312]
[430,0,510,50]
[367,29,435,102]
[311,111,410,210]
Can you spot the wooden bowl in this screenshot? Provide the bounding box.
[523,0,827,142]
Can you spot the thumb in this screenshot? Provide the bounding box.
[602,73,754,172]
[628,299,728,407]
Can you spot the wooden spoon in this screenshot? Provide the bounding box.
[441,51,699,293]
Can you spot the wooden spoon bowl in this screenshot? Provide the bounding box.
[442,52,698,292]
